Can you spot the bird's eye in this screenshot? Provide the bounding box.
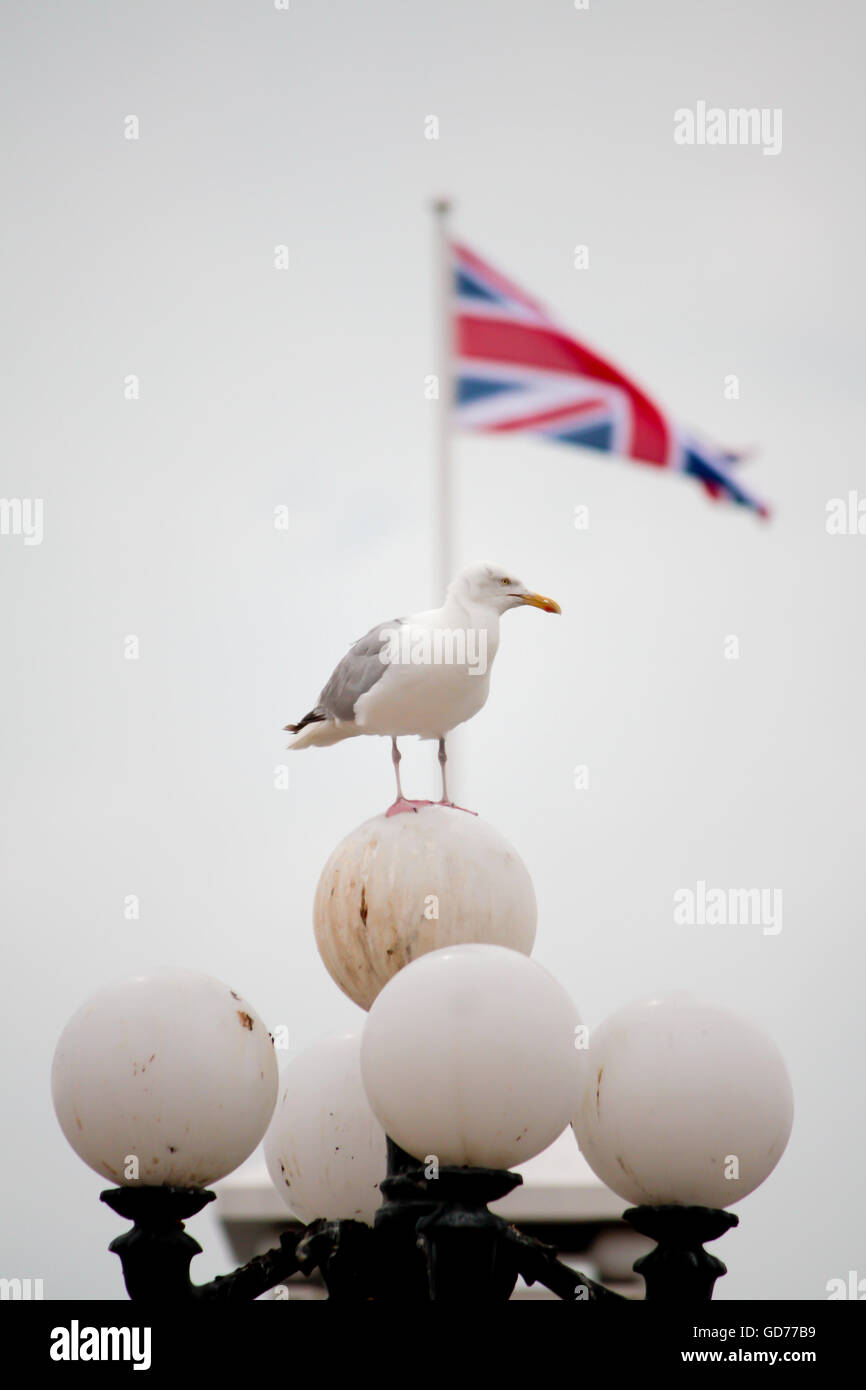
[500,577,511,586]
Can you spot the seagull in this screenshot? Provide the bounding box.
[284,563,561,816]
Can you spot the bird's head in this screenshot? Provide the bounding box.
[448,563,561,616]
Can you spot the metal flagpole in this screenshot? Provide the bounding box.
[431,197,461,804]
[432,197,454,604]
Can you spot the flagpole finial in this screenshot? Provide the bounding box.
[432,196,453,216]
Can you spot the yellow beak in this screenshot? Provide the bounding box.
[516,591,561,614]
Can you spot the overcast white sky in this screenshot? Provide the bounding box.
[2,0,864,1299]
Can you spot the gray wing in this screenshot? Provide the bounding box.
[318,617,404,721]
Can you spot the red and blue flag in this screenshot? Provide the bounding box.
[452,241,769,518]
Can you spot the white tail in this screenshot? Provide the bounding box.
[288,720,359,750]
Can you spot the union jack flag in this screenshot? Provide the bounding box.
[452,241,770,518]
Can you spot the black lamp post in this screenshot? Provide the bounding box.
[97,1139,741,1303]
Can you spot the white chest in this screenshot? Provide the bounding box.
[355,614,498,738]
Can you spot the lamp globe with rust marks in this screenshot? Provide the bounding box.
[313,804,537,1012]
[264,1032,387,1226]
[51,969,278,1188]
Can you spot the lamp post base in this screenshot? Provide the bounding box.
[623,1204,739,1301]
[100,1141,622,1302]
[295,1139,620,1301]
[101,1186,300,1302]
[100,1145,623,1303]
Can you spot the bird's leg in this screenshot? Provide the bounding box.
[386,738,433,817]
[438,737,449,803]
[436,737,477,816]
[392,737,404,800]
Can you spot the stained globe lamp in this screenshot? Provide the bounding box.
[264,1032,387,1225]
